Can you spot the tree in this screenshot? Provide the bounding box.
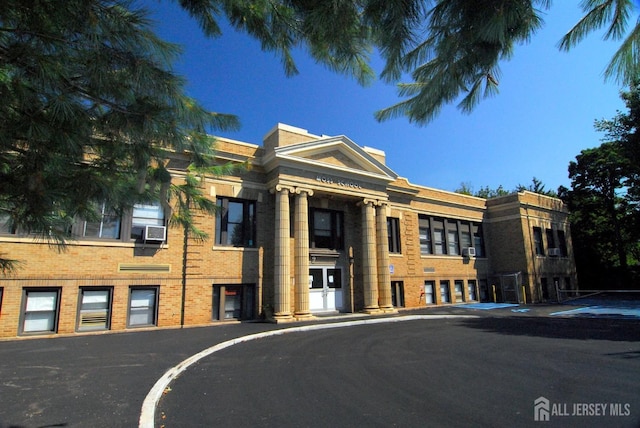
[560,83,640,287]
[559,142,637,287]
[0,0,241,271]
[454,182,474,196]
[155,1,640,124]
[374,0,640,124]
[3,0,640,272]
[516,177,558,197]
[168,161,238,327]
[454,177,556,199]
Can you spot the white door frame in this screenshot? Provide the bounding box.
[309,266,343,312]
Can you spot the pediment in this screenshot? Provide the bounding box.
[267,136,398,181]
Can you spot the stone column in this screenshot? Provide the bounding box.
[361,199,380,313]
[376,202,395,312]
[273,185,293,321]
[294,188,313,319]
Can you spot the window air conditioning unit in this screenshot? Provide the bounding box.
[462,247,476,258]
[548,248,561,257]
[144,225,166,242]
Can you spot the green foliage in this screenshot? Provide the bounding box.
[375,0,551,124]
[455,177,555,199]
[558,0,640,85]
[178,0,377,84]
[516,177,558,197]
[561,82,640,285]
[372,0,640,124]
[168,160,238,241]
[0,0,239,245]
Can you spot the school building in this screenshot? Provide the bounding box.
[0,123,577,339]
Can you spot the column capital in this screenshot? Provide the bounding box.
[359,198,388,207]
[360,198,378,207]
[295,187,314,197]
[271,184,295,194]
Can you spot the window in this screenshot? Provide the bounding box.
[433,218,446,255]
[387,217,401,253]
[0,213,16,234]
[545,228,555,252]
[533,227,544,256]
[423,281,435,304]
[419,216,432,255]
[473,224,485,257]
[131,203,165,241]
[541,277,549,301]
[420,216,485,257]
[77,288,112,331]
[440,280,450,303]
[128,287,158,327]
[454,280,464,302]
[460,222,472,250]
[391,281,405,307]
[447,220,459,255]
[213,284,256,321]
[82,202,121,239]
[557,230,568,256]
[21,288,61,334]
[467,280,477,301]
[309,268,342,289]
[216,197,256,247]
[310,208,343,250]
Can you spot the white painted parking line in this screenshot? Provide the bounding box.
[138,315,476,428]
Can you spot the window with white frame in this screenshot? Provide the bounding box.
[21,288,61,334]
[82,202,121,239]
[131,203,165,241]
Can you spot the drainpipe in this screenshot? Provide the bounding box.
[349,246,355,313]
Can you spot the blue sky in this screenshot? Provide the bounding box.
[145,1,627,193]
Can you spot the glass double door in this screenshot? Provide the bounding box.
[309,267,343,312]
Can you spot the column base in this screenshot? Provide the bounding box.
[379,306,398,314]
[294,312,315,321]
[361,307,382,314]
[272,313,296,323]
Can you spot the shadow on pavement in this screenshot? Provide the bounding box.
[459,316,640,342]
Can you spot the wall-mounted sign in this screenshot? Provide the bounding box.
[316,175,362,189]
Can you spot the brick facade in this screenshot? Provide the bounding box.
[0,123,577,339]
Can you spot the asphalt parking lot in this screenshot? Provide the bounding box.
[1,300,639,428]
